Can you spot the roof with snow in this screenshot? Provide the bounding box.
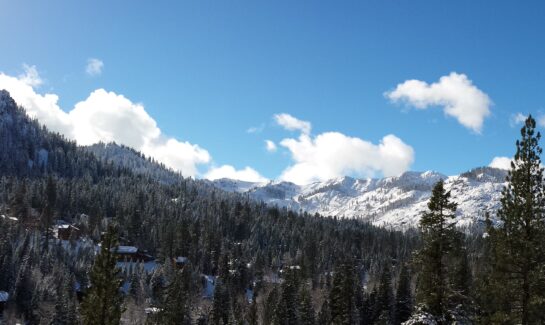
[116,246,138,254]
[1,214,18,221]
[0,291,8,302]
[174,256,188,263]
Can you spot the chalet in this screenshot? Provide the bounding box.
[114,246,154,262]
[54,223,81,240]
[173,256,189,268]
[0,291,8,315]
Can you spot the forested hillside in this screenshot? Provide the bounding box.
[0,91,419,323]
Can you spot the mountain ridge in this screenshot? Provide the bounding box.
[209,167,508,228]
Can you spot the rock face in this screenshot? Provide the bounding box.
[211,167,508,229]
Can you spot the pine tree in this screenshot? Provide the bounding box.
[415,179,458,321]
[10,179,28,223]
[158,264,192,324]
[330,261,356,325]
[298,285,315,325]
[81,225,124,325]
[52,272,78,325]
[263,287,279,325]
[273,268,300,325]
[394,264,412,325]
[41,175,56,250]
[210,279,231,325]
[486,115,545,324]
[316,299,331,325]
[374,264,394,325]
[247,292,259,325]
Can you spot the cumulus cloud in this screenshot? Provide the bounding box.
[274,113,312,134]
[386,72,492,133]
[275,114,414,184]
[86,58,104,76]
[510,112,527,127]
[19,64,43,87]
[0,66,211,177]
[265,140,277,152]
[489,156,513,170]
[205,165,267,182]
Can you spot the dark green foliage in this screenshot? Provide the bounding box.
[263,287,279,325]
[52,272,79,325]
[157,264,192,325]
[211,279,232,325]
[316,299,331,325]
[414,180,460,320]
[41,175,56,250]
[330,260,357,325]
[298,285,315,325]
[394,264,412,324]
[485,115,545,324]
[273,268,300,325]
[81,225,124,325]
[374,264,394,324]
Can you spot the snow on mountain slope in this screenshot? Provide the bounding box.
[211,167,508,228]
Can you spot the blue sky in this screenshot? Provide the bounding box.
[1,0,545,183]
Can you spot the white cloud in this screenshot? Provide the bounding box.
[537,115,545,128]
[19,64,43,87]
[386,72,492,133]
[265,140,277,152]
[489,156,513,170]
[205,165,267,182]
[275,114,414,185]
[247,124,265,134]
[274,113,311,134]
[86,58,104,76]
[509,112,527,127]
[0,66,212,177]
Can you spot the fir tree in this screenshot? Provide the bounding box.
[210,279,231,325]
[263,287,279,325]
[52,272,78,325]
[486,115,545,324]
[158,264,192,325]
[316,299,331,325]
[298,285,315,325]
[41,175,56,250]
[81,225,124,325]
[394,264,412,325]
[273,268,300,325]
[374,264,394,324]
[330,261,357,325]
[415,179,458,321]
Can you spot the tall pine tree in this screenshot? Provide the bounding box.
[414,180,459,322]
[394,263,412,325]
[486,115,545,324]
[81,225,124,325]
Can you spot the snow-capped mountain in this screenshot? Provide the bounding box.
[210,167,508,228]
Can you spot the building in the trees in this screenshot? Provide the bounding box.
[173,256,189,268]
[114,245,154,262]
[54,223,81,240]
